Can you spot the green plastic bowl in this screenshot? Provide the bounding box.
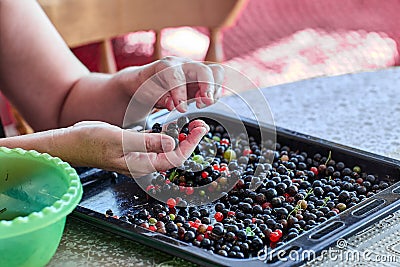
[0,147,83,267]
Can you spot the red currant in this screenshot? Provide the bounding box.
[269,232,280,242]
[310,167,319,176]
[243,149,252,156]
[220,138,230,146]
[262,202,272,209]
[167,198,176,208]
[178,133,187,142]
[196,234,204,242]
[146,185,155,192]
[275,229,283,237]
[219,166,228,172]
[185,187,194,195]
[332,208,340,214]
[201,171,209,179]
[227,211,236,217]
[214,212,224,222]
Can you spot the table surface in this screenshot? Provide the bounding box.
[48,67,400,267]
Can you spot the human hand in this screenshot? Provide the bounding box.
[114,56,224,113]
[51,120,209,177]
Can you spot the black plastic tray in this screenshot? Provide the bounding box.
[71,111,400,267]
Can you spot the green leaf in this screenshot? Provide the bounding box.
[169,169,178,182]
[245,226,255,236]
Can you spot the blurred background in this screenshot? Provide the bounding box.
[71,0,400,89]
[2,0,400,135]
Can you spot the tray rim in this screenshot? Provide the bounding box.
[72,110,400,267]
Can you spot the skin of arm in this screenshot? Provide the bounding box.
[0,0,222,175]
[0,0,130,130]
[0,0,223,131]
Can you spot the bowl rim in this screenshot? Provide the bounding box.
[0,147,83,238]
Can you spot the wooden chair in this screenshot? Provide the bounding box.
[38,0,247,73]
[10,0,246,134]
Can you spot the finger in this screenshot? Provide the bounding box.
[159,65,187,112]
[123,131,175,153]
[156,59,187,112]
[142,77,171,110]
[152,122,208,170]
[146,78,176,112]
[195,90,206,109]
[182,62,215,106]
[188,119,210,132]
[208,64,224,101]
[165,95,175,111]
[124,120,209,176]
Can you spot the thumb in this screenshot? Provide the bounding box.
[123,130,175,153]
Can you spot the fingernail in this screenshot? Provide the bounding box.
[161,136,174,151]
[164,96,170,106]
[179,100,187,111]
[198,102,207,109]
[206,91,214,103]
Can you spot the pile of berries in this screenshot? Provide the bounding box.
[106,119,392,259]
[147,117,241,201]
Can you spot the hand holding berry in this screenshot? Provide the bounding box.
[115,56,224,116]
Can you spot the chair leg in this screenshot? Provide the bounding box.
[99,39,117,73]
[205,28,223,63]
[11,106,34,135]
[154,30,163,60]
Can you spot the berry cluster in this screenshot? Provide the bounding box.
[147,117,240,200]
[106,120,392,259]
[151,116,190,149]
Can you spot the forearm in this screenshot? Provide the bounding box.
[0,127,75,163]
[58,73,130,127]
[0,0,90,130]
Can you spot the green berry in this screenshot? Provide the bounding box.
[223,149,237,161]
[192,155,204,164]
[353,166,361,173]
[336,203,346,212]
[149,217,157,225]
[212,136,221,142]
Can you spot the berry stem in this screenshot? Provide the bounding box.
[325,150,332,165]
[169,169,178,182]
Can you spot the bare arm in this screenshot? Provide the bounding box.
[0,0,223,175]
[0,0,130,130]
[0,0,223,131]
